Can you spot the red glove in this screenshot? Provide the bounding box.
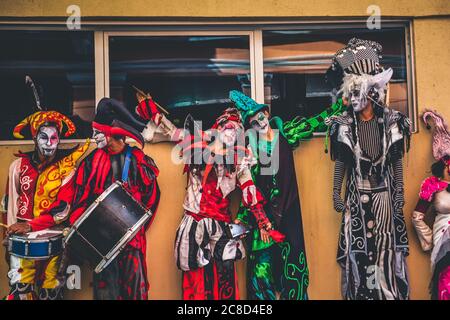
[268,230,285,243]
[251,204,270,229]
[136,98,160,122]
[252,204,286,243]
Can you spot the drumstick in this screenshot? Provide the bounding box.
[132,85,170,115]
[0,222,8,229]
[154,101,170,115]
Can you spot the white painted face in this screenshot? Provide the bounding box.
[349,85,368,112]
[218,121,239,146]
[36,126,59,158]
[92,128,108,149]
[249,111,270,134]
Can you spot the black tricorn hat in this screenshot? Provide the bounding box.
[93,98,146,148]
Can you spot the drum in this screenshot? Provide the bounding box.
[8,227,64,260]
[65,181,153,273]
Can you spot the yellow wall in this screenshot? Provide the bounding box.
[0,0,450,300]
[0,0,450,17]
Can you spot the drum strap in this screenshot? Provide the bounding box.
[121,145,132,183]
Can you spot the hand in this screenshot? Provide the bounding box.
[333,191,346,213]
[259,222,272,243]
[234,219,242,225]
[260,228,271,243]
[7,222,31,235]
[334,200,346,213]
[136,98,160,122]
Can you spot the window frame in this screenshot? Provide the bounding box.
[0,19,416,145]
[259,21,417,135]
[103,30,258,117]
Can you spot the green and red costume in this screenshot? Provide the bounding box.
[233,91,344,300]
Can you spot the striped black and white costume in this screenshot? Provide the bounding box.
[330,106,411,300]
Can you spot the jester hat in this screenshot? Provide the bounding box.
[93,97,146,148]
[211,106,244,129]
[13,111,76,139]
[229,90,268,125]
[180,107,244,156]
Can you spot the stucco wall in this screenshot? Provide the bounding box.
[0,0,450,300]
[0,0,449,18]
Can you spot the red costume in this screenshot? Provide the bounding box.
[30,98,160,300]
[137,99,283,300]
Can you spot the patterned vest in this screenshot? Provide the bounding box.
[16,141,89,221]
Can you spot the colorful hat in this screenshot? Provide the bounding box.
[229,90,268,125]
[13,111,76,139]
[93,98,146,148]
[14,75,77,139]
[422,109,450,161]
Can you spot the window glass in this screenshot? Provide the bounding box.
[109,35,251,129]
[0,30,95,140]
[262,27,409,122]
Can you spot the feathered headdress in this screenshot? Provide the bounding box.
[422,109,450,161]
[340,68,393,105]
[326,38,392,107]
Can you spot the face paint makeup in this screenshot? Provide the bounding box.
[36,126,59,158]
[249,111,270,134]
[218,120,239,146]
[92,128,108,149]
[349,85,369,112]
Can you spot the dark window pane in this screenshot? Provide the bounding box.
[0,30,95,140]
[109,35,250,129]
[263,27,409,122]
